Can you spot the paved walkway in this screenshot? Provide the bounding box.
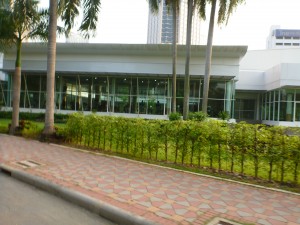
[0,134,299,225]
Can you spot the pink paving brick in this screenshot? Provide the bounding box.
[0,134,300,225]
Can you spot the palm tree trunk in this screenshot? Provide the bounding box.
[171,2,177,113]
[183,0,194,120]
[43,0,57,136]
[202,0,216,114]
[10,39,22,135]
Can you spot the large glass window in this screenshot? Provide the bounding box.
[260,89,300,122]
[7,73,232,117]
[0,75,9,107]
[20,74,42,109]
[207,80,226,117]
[234,99,256,120]
[208,80,225,99]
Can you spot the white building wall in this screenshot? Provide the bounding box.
[2,43,246,79]
[237,48,300,91]
[235,70,265,90]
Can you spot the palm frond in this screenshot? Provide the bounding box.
[58,0,80,35]
[217,0,227,24]
[26,9,49,41]
[226,0,245,24]
[79,0,101,38]
[0,8,15,52]
[148,0,161,13]
[195,0,206,20]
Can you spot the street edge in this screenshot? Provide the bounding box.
[0,164,159,225]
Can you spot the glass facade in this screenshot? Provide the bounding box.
[261,88,300,122]
[0,74,9,108]
[0,73,235,117]
[234,99,256,120]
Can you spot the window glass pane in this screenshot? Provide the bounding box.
[296,103,300,121]
[25,75,40,92]
[270,102,274,120]
[207,99,223,117]
[93,77,108,112]
[279,101,294,121]
[295,89,300,101]
[208,81,225,99]
[189,79,200,98]
[114,77,130,95]
[274,90,279,101]
[114,95,130,113]
[280,89,286,101]
[176,79,184,98]
[266,102,270,120]
[274,102,279,121]
[138,78,148,95]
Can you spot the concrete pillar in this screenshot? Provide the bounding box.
[225,81,232,117]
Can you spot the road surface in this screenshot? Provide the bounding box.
[0,173,116,225]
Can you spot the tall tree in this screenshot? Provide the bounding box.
[43,0,57,136]
[0,0,48,134]
[148,0,179,113]
[182,0,206,120]
[202,0,245,115]
[43,0,101,136]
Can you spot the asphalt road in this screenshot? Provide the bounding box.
[0,172,116,225]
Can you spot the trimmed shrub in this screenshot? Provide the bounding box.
[188,111,208,121]
[168,112,181,121]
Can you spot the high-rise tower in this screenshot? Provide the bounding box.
[147,0,202,45]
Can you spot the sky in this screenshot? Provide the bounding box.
[40,0,300,50]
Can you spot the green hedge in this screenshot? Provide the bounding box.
[0,111,69,123]
[63,113,300,185]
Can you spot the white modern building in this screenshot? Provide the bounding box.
[147,0,202,45]
[2,43,300,126]
[266,25,300,49]
[237,48,300,126]
[0,43,246,119]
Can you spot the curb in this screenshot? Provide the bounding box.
[0,164,159,225]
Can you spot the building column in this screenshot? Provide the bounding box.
[225,81,233,117]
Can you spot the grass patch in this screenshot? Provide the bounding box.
[0,119,66,135]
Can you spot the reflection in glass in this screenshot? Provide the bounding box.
[5,73,233,117]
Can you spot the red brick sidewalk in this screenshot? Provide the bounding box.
[0,134,299,225]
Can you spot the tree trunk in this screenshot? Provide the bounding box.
[268,160,273,182]
[43,0,57,136]
[202,0,216,114]
[183,0,194,120]
[10,39,22,135]
[171,3,177,113]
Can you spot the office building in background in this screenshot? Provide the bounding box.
[267,25,300,49]
[147,0,202,45]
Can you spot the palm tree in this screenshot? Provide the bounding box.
[0,0,48,134]
[148,0,179,113]
[43,0,57,136]
[202,0,245,114]
[182,0,206,120]
[43,0,101,136]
